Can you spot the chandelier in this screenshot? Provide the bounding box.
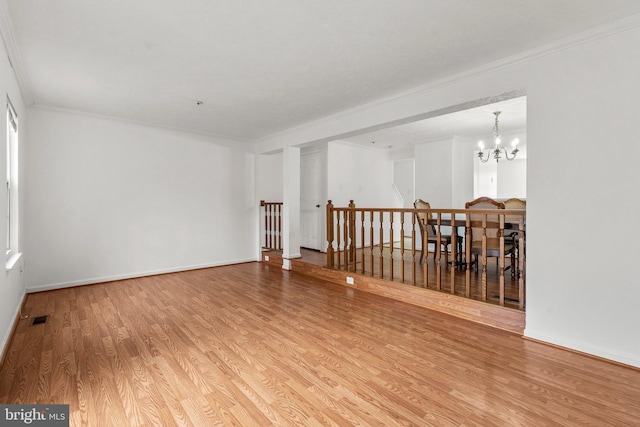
[478,111,519,163]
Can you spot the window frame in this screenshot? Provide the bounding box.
[6,96,18,265]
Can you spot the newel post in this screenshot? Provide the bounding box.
[348,200,356,264]
[260,200,266,249]
[326,200,335,268]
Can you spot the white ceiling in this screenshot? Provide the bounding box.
[4,1,640,141]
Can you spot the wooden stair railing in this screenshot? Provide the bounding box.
[325,200,526,311]
[260,200,283,250]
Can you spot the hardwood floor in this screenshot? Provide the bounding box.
[294,246,524,310]
[1,262,639,426]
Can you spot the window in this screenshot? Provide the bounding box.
[6,97,18,266]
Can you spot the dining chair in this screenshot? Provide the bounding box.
[503,198,526,225]
[465,197,516,278]
[503,197,526,274]
[414,199,461,265]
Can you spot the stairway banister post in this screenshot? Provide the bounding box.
[277,203,282,250]
[498,212,505,306]
[260,200,266,249]
[518,213,526,310]
[348,200,356,266]
[326,200,335,268]
[465,210,472,297]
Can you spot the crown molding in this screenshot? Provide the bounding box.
[30,104,256,149]
[259,13,640,144]
[0,0,33,105]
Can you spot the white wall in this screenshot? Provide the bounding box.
[327,141,395,208]
[327,141,397,247]
[393,159,414,208]
[257,18,640,367]
[256,151,283,202]
[453,136,476,208]
[0,37,26,359]
[525,27,640,365]
[496,157,526,199]
[25,107,257,291]
[414,139,453,208]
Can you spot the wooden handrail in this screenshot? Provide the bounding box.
[326,201,526,310]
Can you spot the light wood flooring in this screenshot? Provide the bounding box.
[1,262,639,426]
[304,247,523,309]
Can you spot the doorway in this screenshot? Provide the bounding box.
[300,148,326,250]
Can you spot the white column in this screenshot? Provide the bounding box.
[282,146,301,269]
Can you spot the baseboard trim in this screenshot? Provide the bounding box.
[0,292,27,370]
[524,331,640,370]
[25,257,258,293]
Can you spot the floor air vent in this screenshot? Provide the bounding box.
[30,315,48,326]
